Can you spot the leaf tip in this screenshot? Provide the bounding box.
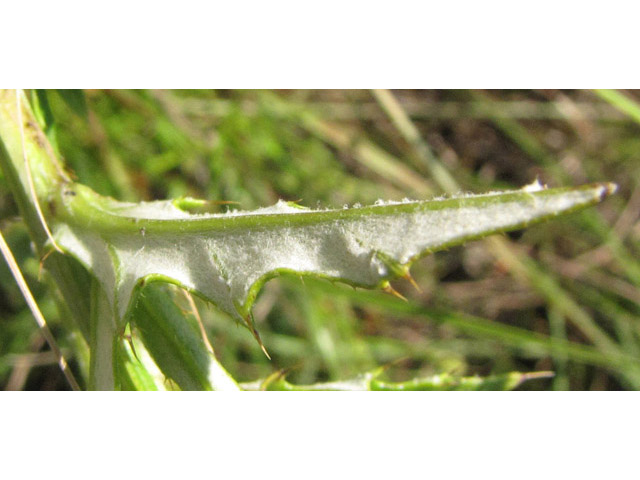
[599,182,618,199]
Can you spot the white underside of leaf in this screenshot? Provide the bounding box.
[53,184,611,325]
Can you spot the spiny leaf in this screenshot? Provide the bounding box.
[51,179,616,349]
[242,370,555,391]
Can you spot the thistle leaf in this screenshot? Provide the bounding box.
[52,180,616,341]
[242,369,555,391]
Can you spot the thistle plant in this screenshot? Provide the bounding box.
[0,90,626,390]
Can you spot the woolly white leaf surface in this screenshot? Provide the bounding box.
[52,183,614,325]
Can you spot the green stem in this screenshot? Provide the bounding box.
[0,90,69,249]
[89,280,117,390]
[0,89,93,342]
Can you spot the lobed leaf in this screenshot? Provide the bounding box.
[242,369,555,391]
[50,179,616,348]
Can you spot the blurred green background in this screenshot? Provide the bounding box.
[1,89,639,390]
